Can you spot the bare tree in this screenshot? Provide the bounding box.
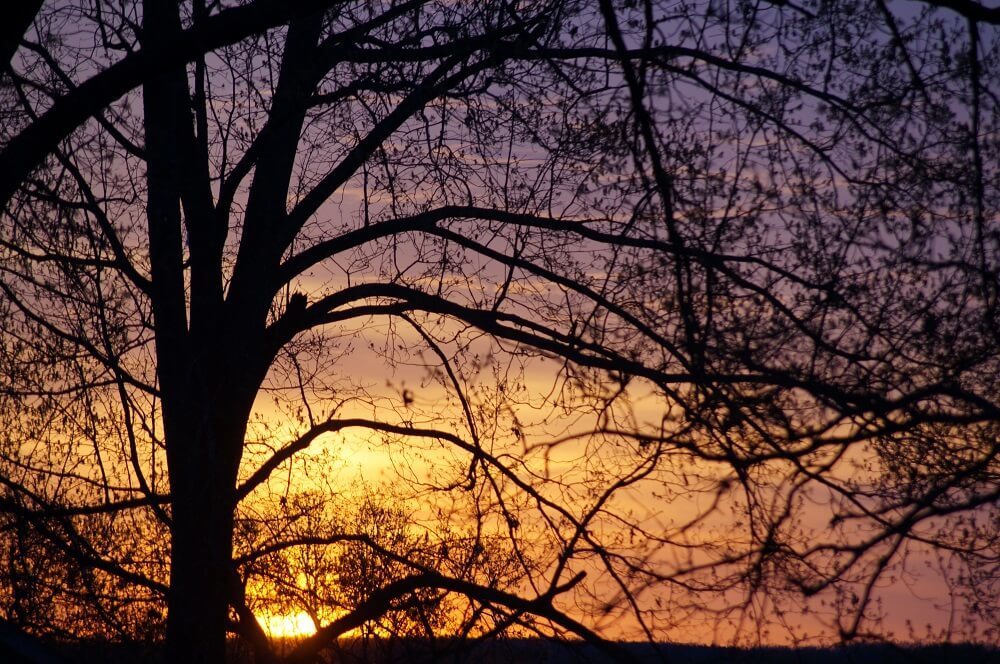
[1,0,999,662]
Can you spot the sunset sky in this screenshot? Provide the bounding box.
[1,1,997,659]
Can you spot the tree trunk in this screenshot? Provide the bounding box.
[163,392,249,664]
[166,476,235,663]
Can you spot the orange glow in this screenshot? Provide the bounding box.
[257,612,317,639]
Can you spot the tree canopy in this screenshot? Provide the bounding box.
[1,0,999,661]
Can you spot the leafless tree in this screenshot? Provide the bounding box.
[1,0,999,662]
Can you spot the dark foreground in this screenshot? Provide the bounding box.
[4,631,999,664]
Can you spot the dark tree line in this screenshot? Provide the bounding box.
[1,0,999,662]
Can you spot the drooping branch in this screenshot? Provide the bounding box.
[283,570,636,664]
[272,281,998,427]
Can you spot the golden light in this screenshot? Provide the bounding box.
[257,611,317,639]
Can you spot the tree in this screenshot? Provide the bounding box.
[1,0,999,661]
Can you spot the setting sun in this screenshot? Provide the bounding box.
[257,612,317,639]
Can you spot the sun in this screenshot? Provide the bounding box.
[257,611,318,639]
